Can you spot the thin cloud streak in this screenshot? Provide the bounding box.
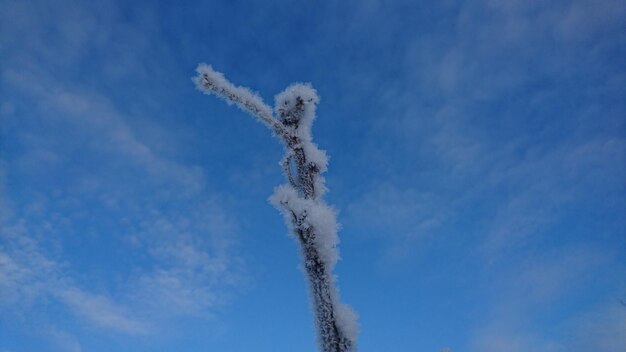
[1,20,246,341]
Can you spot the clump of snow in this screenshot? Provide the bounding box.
[269,184,340,268]
[313,174,328,198]
[303,143,329,173]
[304,201,340,268]
[274,83,319,132]
[193,63,229,94]
[334,302,360,343]
[268,184,300,213]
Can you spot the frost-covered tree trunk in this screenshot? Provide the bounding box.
[194,64,358,352]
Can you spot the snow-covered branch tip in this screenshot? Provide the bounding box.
[194,64,358,352]
[193,63,281,132]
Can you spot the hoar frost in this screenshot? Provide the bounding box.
[194,64,358,352]
[269,184,339,267]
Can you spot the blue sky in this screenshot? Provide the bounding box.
[1,0,625,351]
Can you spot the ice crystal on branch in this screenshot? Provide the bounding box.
[194,64,358,352]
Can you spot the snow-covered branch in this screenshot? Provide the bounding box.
[193,64,286,137]
[194,64,358,352]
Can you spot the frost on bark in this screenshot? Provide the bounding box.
[193,64,358,351]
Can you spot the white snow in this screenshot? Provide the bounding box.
[303,143,329,173]
[335,302,360,342]
[274,83,319,131]
[269,184,340,268]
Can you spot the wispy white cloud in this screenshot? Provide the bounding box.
[46,327,83,352]
[0,0,246,343]
[346,182,448,260]
[472,300,626,352]
[347,113,625,260]
[0,218,150,335]
[0,94,244,335]
[563,301,626,352]
[3,68,205,195]
[555,0,626,41]
[125,200,244,320]
[56,288,150,335]
[470,244,622,352]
